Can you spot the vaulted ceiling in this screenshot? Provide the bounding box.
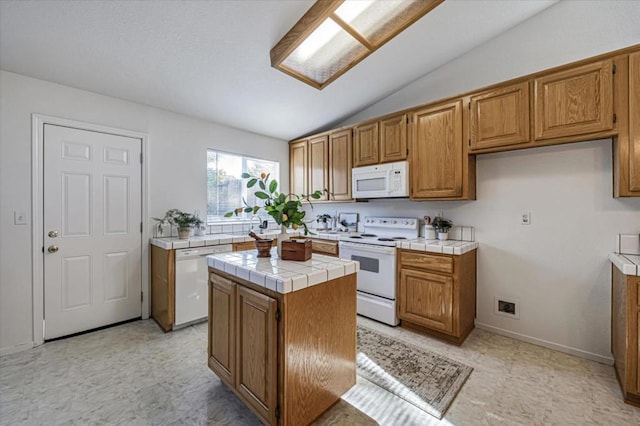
[0,0,558,140]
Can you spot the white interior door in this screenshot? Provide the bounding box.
[43,124,142,339]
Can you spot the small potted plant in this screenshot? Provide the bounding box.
[316,214,332,231]
[153,209,198,239]
[432,216,453,241]
[193,213,205,236]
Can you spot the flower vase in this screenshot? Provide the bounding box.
[277,224,290,257]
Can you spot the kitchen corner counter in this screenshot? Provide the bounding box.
[207,249,359,294]
[398,238,478,255]
[609,253,640,276]
[149,230,300,250]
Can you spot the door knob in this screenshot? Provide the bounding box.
[48,245,59,253]
[48,230,58,238]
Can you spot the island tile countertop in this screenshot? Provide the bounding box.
[609,253,640,276]
[207,248,359,294]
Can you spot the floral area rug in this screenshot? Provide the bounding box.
[356,325,473,419]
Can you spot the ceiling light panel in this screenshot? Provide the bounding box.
[271,0,444,89]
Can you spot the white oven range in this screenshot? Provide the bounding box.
[338,217,419,326]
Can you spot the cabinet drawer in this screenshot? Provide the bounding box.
[312,239,339,256]
[399,250,453,274]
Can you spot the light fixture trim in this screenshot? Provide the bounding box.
[270,0,445,90]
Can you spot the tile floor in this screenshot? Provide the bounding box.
[1,317,638,425]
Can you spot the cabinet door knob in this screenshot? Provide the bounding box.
[48,245,59,253]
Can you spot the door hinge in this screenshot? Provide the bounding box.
[140,153,143,164]
[42,246,44,253]
[275,308,281,322]
[613,113,617,124]
[141,292,143,302]
[140,222,143,233]
[275,405,280,419]
[612,64,616,74]
[468,102,471,110]
[468,139,471,147]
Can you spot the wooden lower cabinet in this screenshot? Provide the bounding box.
[611,265,640,406]
[398,249,477,345]
[150,245,174,332]
[208,269,356,425]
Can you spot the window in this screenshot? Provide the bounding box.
[207,150,280,222]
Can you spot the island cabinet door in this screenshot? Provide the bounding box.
[208,274,236,388]
[399,268,454,334]
[235,286,278,425]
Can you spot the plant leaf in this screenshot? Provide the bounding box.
[224,212,233,217]
[247,178,258,188]
[254,191,269,199]
[269,180,277,193]
[259,180,266,190]
[241,172,251,178]
[244,207,253,213]
[253,206,260,214]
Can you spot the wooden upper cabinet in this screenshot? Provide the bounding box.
[289,140,308,196]
[329,129,353,201]
[470,82,530,151]
[353,122,379,167]
[534,60,614,141]
[308,135,329,200]
[410,100,464,199]
[380,114,408,163]
[628,52,640,194]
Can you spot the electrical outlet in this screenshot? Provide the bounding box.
[521,211,531,225]
[14,211,27,225]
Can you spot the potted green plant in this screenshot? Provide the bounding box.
[316,213,332,231]
[225,172,328,255]
[153,209,198,239]
[432,216,453,241]
[193,213,205,236]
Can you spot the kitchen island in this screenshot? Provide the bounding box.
[206,249,359,425]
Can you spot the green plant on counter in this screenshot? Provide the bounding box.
[432,217,453,233]
[153,209,198,235]
[225,172,329,235]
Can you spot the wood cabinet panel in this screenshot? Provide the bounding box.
[380,114,408,163]
[410,100,464,199]
[612,265,640,406]
[329,129,353,201]
[236,285,277,424]
[470,82,530,151]
[629,52,640,193]
[353,122,379,167]
[400,250,453,274]
[534,60,613,140]
[233,241,257,252]
[289,140,308,196]
[150,245,174,332]
[209,274,236,387]
[309,135,329,200]
[311,239,339,256]
[399,268,453,333]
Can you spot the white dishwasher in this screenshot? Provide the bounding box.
[174,244,232,328]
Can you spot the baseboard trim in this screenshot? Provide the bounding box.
[475,322,614,365]
[0,342,34,357]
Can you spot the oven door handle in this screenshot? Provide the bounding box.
[339,242,396,255]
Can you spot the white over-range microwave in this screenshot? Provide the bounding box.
[352,160,409,199]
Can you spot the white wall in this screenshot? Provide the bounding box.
[308,0,640,362]
[0,70,288,354]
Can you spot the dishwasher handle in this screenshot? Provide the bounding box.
[175,247,216,260]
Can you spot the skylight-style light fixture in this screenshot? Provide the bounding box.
[270,0,444,90]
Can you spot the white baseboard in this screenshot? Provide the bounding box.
[0,342,34,357]
[475,322,614,365]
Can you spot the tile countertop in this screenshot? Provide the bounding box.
[306,233,479,255]
[149,230,300,250]
[207,249,359,294]
[609,253,640,276]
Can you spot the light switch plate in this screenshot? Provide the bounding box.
[14,211,27,225]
